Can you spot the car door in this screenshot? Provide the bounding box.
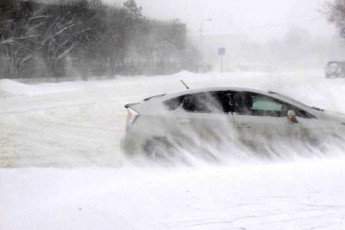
[163,91,236,144]
[232,91,317,144]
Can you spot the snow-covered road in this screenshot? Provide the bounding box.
[1,70,345,229]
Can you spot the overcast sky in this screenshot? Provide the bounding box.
[109,0,338,41]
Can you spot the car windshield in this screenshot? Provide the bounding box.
[269,91,326,112]
[268,91,309,107]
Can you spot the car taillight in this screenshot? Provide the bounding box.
[126,108,140,131]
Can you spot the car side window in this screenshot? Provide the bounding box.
[234,92,313,118]
[164,95,184,110]
[251,96,285,114]
[163,91,235,113]
[182,93,222,113]
[214,91,235,113]
[235,93,287,117]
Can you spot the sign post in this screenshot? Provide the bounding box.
[218,48,226,72]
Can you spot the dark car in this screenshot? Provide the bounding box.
[325,61,345,78]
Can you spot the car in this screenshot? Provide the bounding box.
[325,61,345,78]
[121,87,345,159]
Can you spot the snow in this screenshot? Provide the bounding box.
[1,70,345,229]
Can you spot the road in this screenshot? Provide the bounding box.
[1,70,345,229]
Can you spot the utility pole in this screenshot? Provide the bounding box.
[199,18,212,70]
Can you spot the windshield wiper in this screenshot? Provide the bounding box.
[312,106,324,112]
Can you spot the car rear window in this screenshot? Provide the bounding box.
[164,95,185,110]
[164,91,234,113]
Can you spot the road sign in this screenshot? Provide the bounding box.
[218,47,225,56]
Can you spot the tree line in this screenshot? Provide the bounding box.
[0,0,198,80]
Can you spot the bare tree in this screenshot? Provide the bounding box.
[38,0,100,77]
[0,0,196,79]
[323,0,345,28]
[0,1,52,78]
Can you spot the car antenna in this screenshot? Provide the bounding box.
[180,80,190,89]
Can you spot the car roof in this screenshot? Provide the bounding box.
[153,86,309,108]
[163,86,270,98]
[130,86,315,115]
[327,61,345,65]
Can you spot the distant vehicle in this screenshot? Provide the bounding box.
[325,61,345,78]
[121,87,345,159]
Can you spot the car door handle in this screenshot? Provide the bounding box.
[236,123,251,128]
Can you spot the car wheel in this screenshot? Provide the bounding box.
[143,137,178,161]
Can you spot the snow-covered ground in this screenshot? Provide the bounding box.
[1,70,345,229]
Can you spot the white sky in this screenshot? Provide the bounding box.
[114,0,338,41]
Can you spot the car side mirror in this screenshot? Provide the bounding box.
[287,110,298,123]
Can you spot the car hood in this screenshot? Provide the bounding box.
[317,110,345,124]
